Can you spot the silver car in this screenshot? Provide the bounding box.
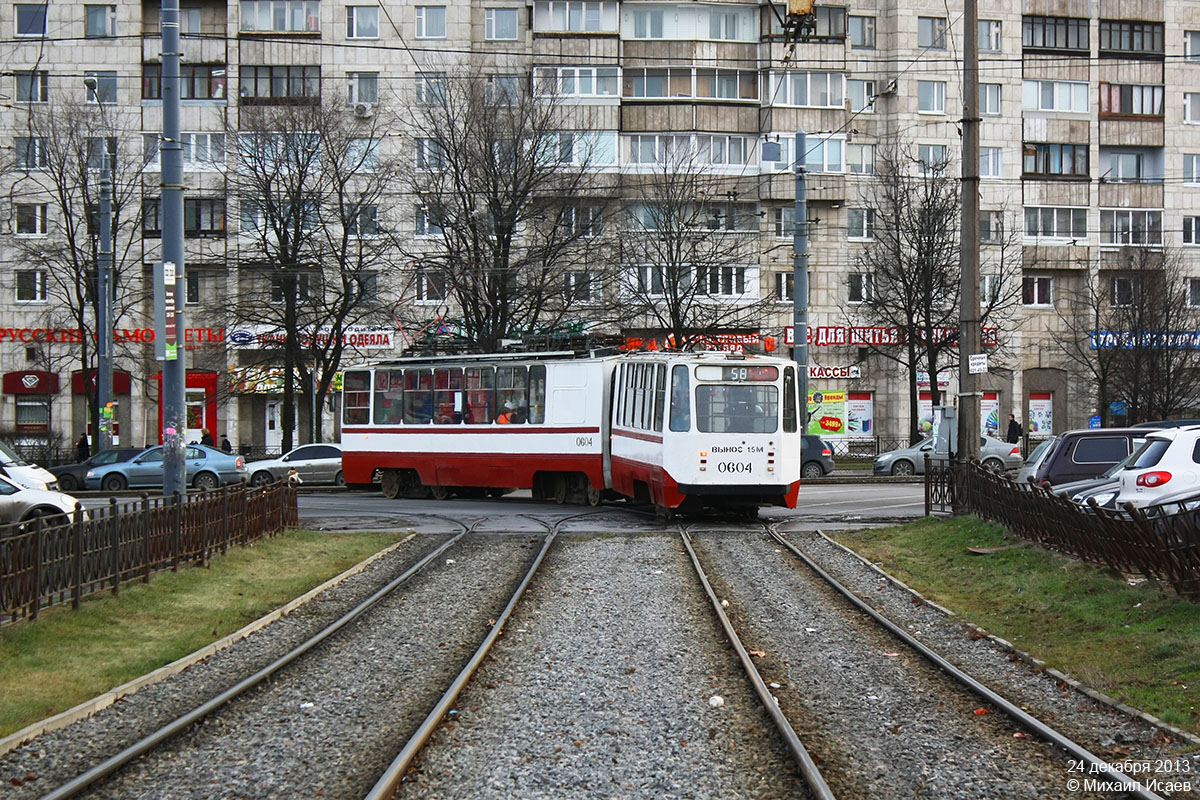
[248,444,344,487]
[0,473,82,530]
[873,436,1023,476]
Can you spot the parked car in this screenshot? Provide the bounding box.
[873,436,1022,476]
[1015,428,1151,487]
[1132,418,1200,429]
[247,443,344,487]
[85,444,248,491]
[0,440,57,490]
[49,448,143,492]
[801,435,835,479]
[0,473,82,530]
[1115,427,1200,509]
[1053,450,1143,509]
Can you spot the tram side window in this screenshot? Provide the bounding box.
[528,364,546,423]
[633,364,647,429]
[653,364,665,432]
[622,365,636,426]
[404,369,434,424]
[496,365,528,423]
[344,370,371,424]
[373,369,405,424]
[696,385,780,434]
[783,366,797,433]
[464,367,495,423]
[669,365,690,431]
[433,367,464,424]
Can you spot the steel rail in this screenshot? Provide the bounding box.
[679,527,836,800]
[39,524,476,800]
[767,524,1165,800]
[364,528,560,799]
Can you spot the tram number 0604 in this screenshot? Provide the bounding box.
[576,436,594,447]
[717,461,753,474]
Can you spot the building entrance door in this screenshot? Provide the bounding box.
[186,388,207,443]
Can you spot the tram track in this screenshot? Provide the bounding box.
[684,522,1175,799]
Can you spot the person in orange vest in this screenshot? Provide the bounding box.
[497,401,516,424]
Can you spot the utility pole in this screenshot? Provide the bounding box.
[793,130,810,427]
[957,0,982,465]
[158,0,187,495]
[85,75,115,453]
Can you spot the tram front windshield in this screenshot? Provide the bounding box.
[695,384,779,433]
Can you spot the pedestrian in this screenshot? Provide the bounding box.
[200,428,215,446]
[1006,414,1022,444]
[75,434,90,462]
[220,434,233,453]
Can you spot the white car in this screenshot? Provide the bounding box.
[1115,427,1200,509]
[0,473,82,529]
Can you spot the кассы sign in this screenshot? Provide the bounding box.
[807,365,861,379]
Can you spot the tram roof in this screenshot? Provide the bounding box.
[349,348,788,370]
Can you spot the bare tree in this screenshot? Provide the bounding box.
[617,145,776,348]
[230,100,404,448]
[403,68,616,353]
[4,100,148,450]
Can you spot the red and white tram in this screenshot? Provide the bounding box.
[340,350,802,510]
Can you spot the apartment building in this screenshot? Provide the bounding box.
[2,0,1198,453]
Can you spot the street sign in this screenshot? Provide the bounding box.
[968,353,988,374]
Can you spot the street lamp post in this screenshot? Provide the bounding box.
[84,75,115,453]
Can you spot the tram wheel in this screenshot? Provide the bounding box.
[551,475,568,504]
[585,485,603,506]
[380,470,402,499]
[431,485,452,500]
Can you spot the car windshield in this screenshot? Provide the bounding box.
[1129,439,1171,469]
[0,440,28,466]
[1024,438,1054,465]
[1100,446,1144,478]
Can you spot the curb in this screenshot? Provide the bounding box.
[0,532,417,756]
[812,528,1200,748]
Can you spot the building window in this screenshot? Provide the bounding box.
[415,5,445,37]
[532,1,617,33]
[535,66,619,98]
[1022,276,1052,306]
[918,16,946,49]
[773,272,793,302]
[1187,31,1200,61]
[1189,278,1200,306]
[773,206,796,238]
[85,4,116,36]
[848,80,875,113]
[143,64,228,100]
[564,270,598,303]
[1022,15,1089,51]
[709,9,740,40]
[144,198,227,237]
[1105,151,1150,183]
[980,83,1001,115]
[15,3,47,36]
[347,72,379,104]
[849,273,874,303]
[694,265,746,297]
[1098,20,1163,56]
[415,268,448,302]
[86,137,116,171]
[695,69,756,100]
[416,206,443,237]
[772,72,844,108]
[85,71,118,104]
[623,68,691,99]
[15,396,50,432]
[1188,94,1200,124]
[979,19,1001,52]
[15,70,48,103]
[558,205,603,237]
[631,8,663,38]
[699,135,752,166]
[847,143,874,175]
[1023,143,1089,178]
[804,136,843,173]
[980,274,1001,304]
[1099,83,1164,117]
[1101,209,1162,246]
[186,271,201,304]
[1022,79,1088,113]
[917,80,946,113]
[416,72,446,104]
[144,132,226,169]
[917,144,947,175]
[847,208,874,240]
[980,147,1002,178]
[1111,276,1137,306]
[486,7,518,39]
[15,270,48,302]
[347,5,378,38]
[271,274,312,303]
[1186,217,1200,245]
[15,203,48,235]
[240,0,320,32]
[15,137,48,170]
[416,138,444,170]
[239,65,320,102]
[1024,206,1087,240]
[347,205,378,236]
[1186,155,1200,185]
[848,15,874,48]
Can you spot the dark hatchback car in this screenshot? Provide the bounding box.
[49,448,143,492]
[1016,428,1150,487]
[802,435,835,479]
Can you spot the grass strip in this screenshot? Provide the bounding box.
[0,528,408,737]
[828,516,1200,733]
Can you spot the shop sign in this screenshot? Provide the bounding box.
[807,365,860,379]
[786,326,999,348]
[0,327,224,346]
[228,366,310,394]
[227,325,396,350]
[623,333,762,353]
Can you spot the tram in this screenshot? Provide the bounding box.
[340,350,802,510]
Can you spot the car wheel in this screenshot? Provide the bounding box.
[250,471,274,488]
[193,472,219,491]
[891,460,916,477]
[58,474,78,491]
[333,470,344,487]
[102,474,127,492]
[20,508,70,532]
[982,458,1004,473]
[802,462,824,480]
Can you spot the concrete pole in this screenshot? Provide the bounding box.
[957,0,982,464]
[793,131,810,427]
[97,123,114,452]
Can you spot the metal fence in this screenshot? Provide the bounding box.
[0,482,299,623]
[926,461,1200,600]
